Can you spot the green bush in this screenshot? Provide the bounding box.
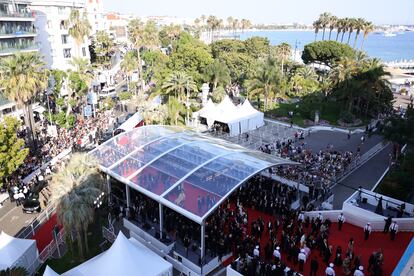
[340,110,355,124]
[118,91,133,101]
[0,266,28,276]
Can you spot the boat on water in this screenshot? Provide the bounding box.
[384,31,397,37]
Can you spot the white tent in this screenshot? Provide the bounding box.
[43,266,60,276]
[199,97,264,136]
[0,232,39,274]
[64,232,172,276]
[116,112,144,132]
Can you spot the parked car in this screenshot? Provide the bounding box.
[22,196,41,214]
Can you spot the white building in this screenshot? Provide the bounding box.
[104,12,130,43]
[30,0,90,70]
[85,0,105,34]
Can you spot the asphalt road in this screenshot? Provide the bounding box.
[0,198,39,236]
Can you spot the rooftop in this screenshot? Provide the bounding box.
[90,125,296,223]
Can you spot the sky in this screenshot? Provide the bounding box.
[103,0,414,25]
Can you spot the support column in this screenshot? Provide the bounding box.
[106,174,112,205]
[201,222,205,264]
[125,185,130,208]
[159,203,163,238]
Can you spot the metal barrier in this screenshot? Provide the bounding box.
[17,203,57,239]
[38,228,65,263]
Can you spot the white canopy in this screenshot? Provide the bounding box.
[117,112,144,132]
[64,232,172,276]
[43,266,60,276]
[199,97,264,136]
[0,232,39,273]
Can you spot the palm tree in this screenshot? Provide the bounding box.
[361,21,374,50]
[227,16,234,31]
[51,153,104,260]
[318,12,331,40]
[232,18,239,35]
[312,19,321,41]
[335,18,345,41]
[121,50,139,91]
[240,19,251,33]
[347,18,357,44]
[161,72,198,103]
[0,53,48,146]
[246,58,282,111]
[353,18,365,48]
[328,16,338,40]
[66,9,91,58]
[274,43,292,75]
[341,18,350,43]
[167,96,184,125]
[204,60,231,91]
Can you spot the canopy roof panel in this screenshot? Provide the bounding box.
[90,125,296,223]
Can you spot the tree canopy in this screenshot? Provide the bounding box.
[0,117,29,188]
[302,41,355,67]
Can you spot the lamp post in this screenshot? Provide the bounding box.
[186,81,190,125]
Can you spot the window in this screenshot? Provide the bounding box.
[63,48,71,58]
[60,20,66,30]
[58,7,66,14]
[82,47,87,57]
[61,35,68,44]
[47,20,52,29]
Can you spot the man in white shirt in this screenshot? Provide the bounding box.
[298,212,305,223]
[338,213,345,231]
[298,249,306,272]
[273,246,281,262]
[389,221,399,240]
[354,266,364,276]
[253,245,260,258]
[325,263,335,276]
[364,223,372,240]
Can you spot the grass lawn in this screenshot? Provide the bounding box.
[265,101,368,127]
[36,209,111,275]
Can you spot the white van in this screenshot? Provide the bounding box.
[99,87,117,98]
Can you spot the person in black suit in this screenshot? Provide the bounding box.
[310,256,319,276]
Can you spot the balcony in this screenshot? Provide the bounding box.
[0,10,35,21]
[0,28,36,39]
[0,43,38,56]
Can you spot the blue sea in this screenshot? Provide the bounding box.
[239,31,414,62]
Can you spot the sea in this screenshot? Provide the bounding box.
[238,30,414,62]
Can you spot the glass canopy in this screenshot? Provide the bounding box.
[90,126,296,224]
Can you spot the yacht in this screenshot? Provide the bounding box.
[384,31,397,37]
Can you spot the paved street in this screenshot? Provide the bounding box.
[0,200,38,236]
[332,143,392,208]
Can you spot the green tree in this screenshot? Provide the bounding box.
[328,15,338,40]
[120,50,139,92]
[93,30,114,66]
[168,33,213,83]
[361,21,374,50]
[211,86,227,103]
[274,42,292,75]
[51,153,105,260]
[246,58,282,111]
[302,40,355,67]
[312,19,321,41]
[167,96,185,125]
[0,117,29,188]
[204,60,231,91]
[244,36,271,59]
[66,9,91,57]
[289,67,319,97]
[0,53,48,145]
[161,71,198,103]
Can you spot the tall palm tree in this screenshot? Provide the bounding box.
[204,60,231,91]
[353,18,365,48]
[232,18,239,35]
[246,58,282,111]
[335,18,345,41]
[161,72,198,103]
[0,53,48,146]
[347,18,357,44]
[51,153,104,260]
[341,18,350,43]
[121,50,139,91]
[312,19,321,41]
[167,96,184,125]
[328,16,338,40]
[361,21,374,50]
[240,19,251,33]
[318,12,331,40]
[274,42,292,75]
[66,9,91,58]
[227,16,234,31]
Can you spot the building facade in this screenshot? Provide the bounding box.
[31,0,90,70]
[0,0,38,118]
[85,0,104,34]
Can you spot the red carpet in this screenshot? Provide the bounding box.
[32,214,61,252]
[244,207,414,276]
